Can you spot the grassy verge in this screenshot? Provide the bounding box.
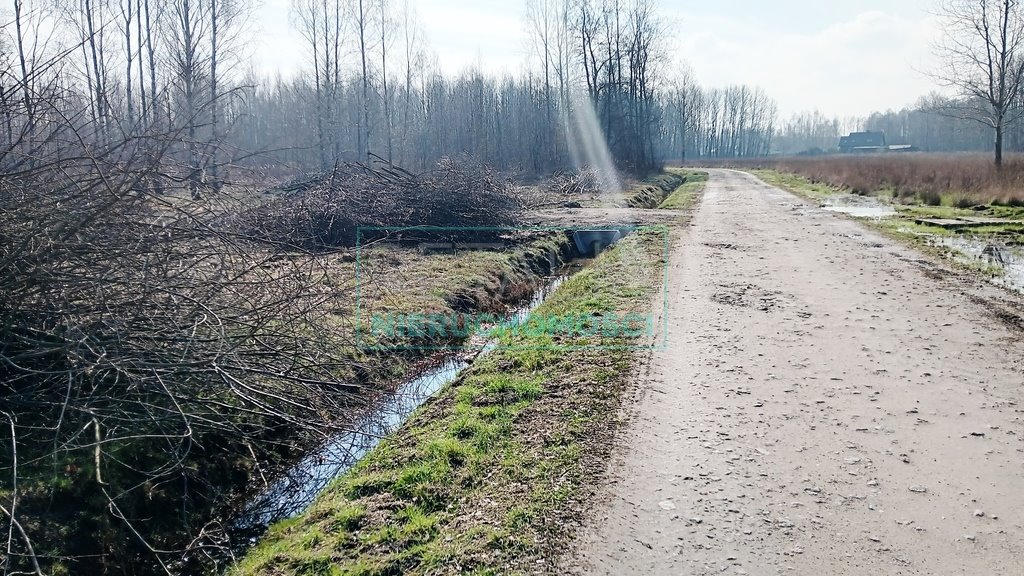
[622,172,685,208]
[749,169,843,202]
[748,168,1020,281]
[233,227,671,576]
[659,170,708,210]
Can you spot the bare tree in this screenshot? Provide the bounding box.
[166,0,209,195]
[379,0,394,163]
[397,0,424,165]
[12,0,34,122]
[144,0,161,126]
[209,0,247,189]
[119,0,136,127]
[933,0,1024,167]
[526,0,555,128]
[355,0,373,162]
[292,0,344,167]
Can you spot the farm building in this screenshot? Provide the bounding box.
[839,131,888,153]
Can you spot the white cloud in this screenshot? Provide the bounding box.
[251,0,530,79]
[676,9,946,117]
[251,1,944,117]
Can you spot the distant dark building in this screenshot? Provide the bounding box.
[838,131,887,153]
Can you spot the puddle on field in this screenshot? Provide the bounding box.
[821,195,898,219]
[230,273,569,544]
[923,234,1024,293]
[816,191,1023,291]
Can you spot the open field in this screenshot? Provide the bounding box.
[697,154,1024,207]
[750,168,1024,293]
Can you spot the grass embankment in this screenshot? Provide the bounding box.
[659,170,709,210]
[355,235,573,321]
[234,226,672,576]
[619,169,708,209]
[622,171,685,208]
[337,233,574,371]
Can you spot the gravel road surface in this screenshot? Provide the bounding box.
[569,169,1024,575]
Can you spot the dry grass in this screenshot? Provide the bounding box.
[696,154,1024,207]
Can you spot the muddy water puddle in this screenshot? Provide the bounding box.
[813,196,1023,291]
[820,195,898,218]
[923,234,1024,292]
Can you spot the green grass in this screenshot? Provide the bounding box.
[987,204,1024,219]
[233,227,674,576]
[622,172,685,208]
[659,170,708,210]
[892,203,977,219]
[750,169,842,201]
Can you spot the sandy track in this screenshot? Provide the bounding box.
[568,170,1024,575]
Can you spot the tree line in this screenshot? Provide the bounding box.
[12,0,1024,187]
[770,91,1024,158]
[2,0,785,191]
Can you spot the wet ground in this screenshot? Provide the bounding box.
[924,234,1024,294]
[568,169,1024,576]
[819,194,898,219]
[813,193,1024,294]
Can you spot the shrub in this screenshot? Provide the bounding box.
[922,190,943,206]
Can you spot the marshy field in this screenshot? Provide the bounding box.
[706,154,1024,206]
[696,154,1024,295]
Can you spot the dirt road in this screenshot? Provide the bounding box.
[569,170,1024,575]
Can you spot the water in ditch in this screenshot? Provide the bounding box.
[230,273,569,544]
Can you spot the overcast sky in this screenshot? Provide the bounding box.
[253,0,945,119]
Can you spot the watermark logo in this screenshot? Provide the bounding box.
[355,226,669,351]
[368,311,655,340]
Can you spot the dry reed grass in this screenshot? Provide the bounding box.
[695,154,1024,207]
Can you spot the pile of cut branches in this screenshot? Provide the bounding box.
[546,167,600,196]
[0,135,368,575]
[242,157,525,249]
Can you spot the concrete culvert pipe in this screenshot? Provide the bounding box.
[573,230,623,257]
